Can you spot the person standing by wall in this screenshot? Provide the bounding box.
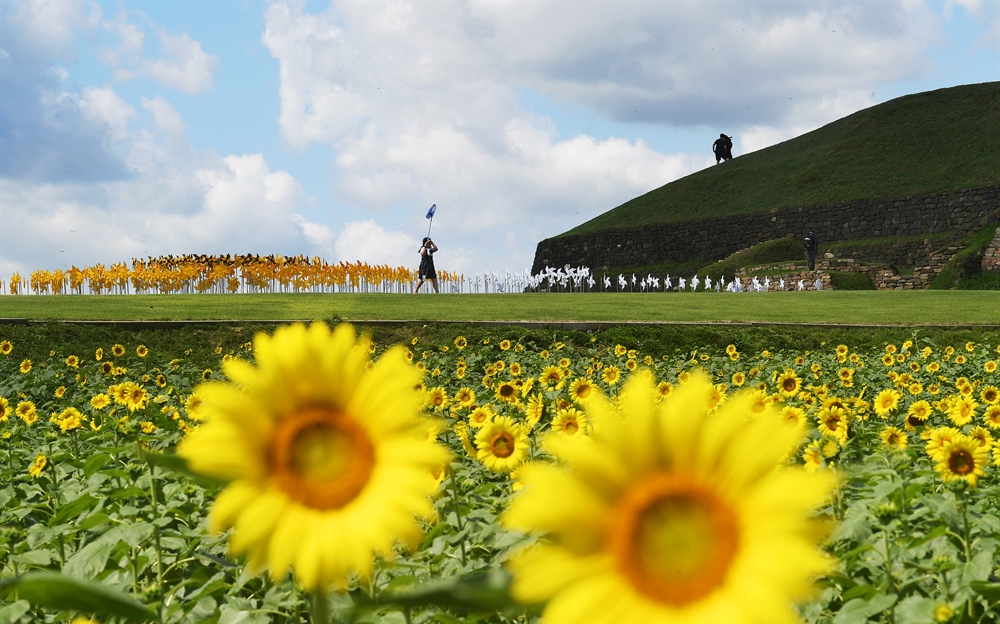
[413,237,439,293]
[804,231,819,271]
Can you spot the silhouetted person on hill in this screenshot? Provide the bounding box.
[713,133,733,164]
[805,231,819,270]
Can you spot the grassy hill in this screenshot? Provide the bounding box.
[565,82,999,236]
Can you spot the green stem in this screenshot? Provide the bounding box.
[148,467,165,594]
[881,530,895,594]
[310,591,330,624]
[447,465,468,566]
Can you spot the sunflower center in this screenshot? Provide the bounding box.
[500,385,515,398]
[948,450,973,475]
[563,419,579,435]
[782,379,796,392]
[609,473,739,607]
[490,432,515,458]
[270,407,375,510]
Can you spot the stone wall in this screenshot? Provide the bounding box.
[825,236,960,269]
[532,185,1000,274]
[983,227,1000,272]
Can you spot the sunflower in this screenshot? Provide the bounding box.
[474,415,529,473]
[779,406,806,431]
[425,387,449,410]
[503,373,833,623]
[540,366,563,387]
[602,365,622,386]
[454,336,467,350]
[523,394,545,427]
[569,378,595,404]
[16,401,37,424]
[776,370,801,397]
[56,407,85,432]
[111,344,126,357]
[469,405,494,428]
[802,441,824,472]
[934,435,989,487]
[835,344,849,357]
[135,345,148,358]
[202,369,213,381]
[0,340,12,355]
[54,386,66,399]
[969,425,993,449]
[905,400,932,430]
[551,407,588,437]
[177,322,449,591]
[614,344,627,357]
[880,426,908,450]
[500,340,512,351]
[453,387,475,409]
[495,381,519,404]
[94,348,103,361]
[28,454,47,479]
[0,397,9,422]
[90,394,110,410]
[19,359,31,374]
[981,385,999,405]
[65,355,80,368]
[509,362,523,377]
[454,421,478,457]
[881,354,895,367]
[874,389,902,418]
[986,360,998,374]
[984,405,1000,430]
[947,397,978,427]
[731,372,745,386]
[925,427,961,462]
[817,406,849,442]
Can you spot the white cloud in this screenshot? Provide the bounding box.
[261,1,944,272]
[334,221,419,268]
[78,86,136,142]
[102,14,218,94]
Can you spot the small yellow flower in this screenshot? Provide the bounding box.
[28,454,47,478]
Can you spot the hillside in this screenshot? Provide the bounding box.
[564,82,999,236]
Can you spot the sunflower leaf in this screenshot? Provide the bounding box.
[0,572,155,622]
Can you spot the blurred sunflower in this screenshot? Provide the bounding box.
[981,385,999,405]
[504,373,833,623]
[0,340,12,355]
[16,401,37,424]
[19,359,31,374]
[905,400,932,430]
[111,344,126,357]
[0,397,9,422]
[454,336,467,350]
[177,322,449,591]
[469,405,494,428]
[984,405,1000,430]
[136,345,149,357]
[65,355,79,368]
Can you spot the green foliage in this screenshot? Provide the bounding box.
[3,324,1000,622]
[566,82,1000,235]
[957,272,1000,291]
[929,226,1000,290]
[696,237,807,276]
[829,271,877,291]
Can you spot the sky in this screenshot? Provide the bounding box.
[1,0,998,285]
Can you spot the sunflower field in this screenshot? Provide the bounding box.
[2,324,1000,624]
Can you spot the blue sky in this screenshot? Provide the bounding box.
[1,0,997,285]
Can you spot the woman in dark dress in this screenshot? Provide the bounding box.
[413,237,439,293]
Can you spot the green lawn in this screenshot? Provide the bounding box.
[1,291,997,325]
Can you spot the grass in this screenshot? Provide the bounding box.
[565,82,999,235]
[1,291,999,325]
[695,238,805,277]
[828,271,876,290]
